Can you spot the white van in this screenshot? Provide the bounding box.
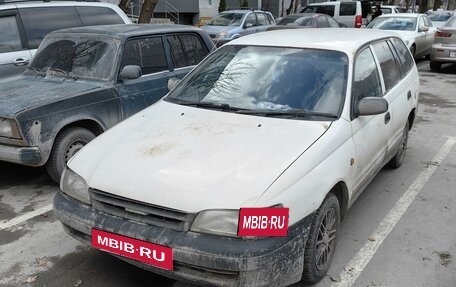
[301,1,372,27]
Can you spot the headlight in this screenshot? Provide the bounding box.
[60,168,90,205]
[190,209,239,237]
[0,118,21,139]
[218,31,229,39]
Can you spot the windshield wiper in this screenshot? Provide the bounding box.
[47,68,78,80]
[236,109,338,119]
[26,66,45,77]
[173,100,245,112]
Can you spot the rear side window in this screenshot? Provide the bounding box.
[167,34,208,68]
[340,3,356,16]
[256,12,268,25]
[19,7,82,49]
[390,38,414,74]
[372,41,401,92]
[76,7,125,26]
[303,5,335,17]
[121,37,168,75]
[353,47,383,106]
[267,14,275,24]
[0,15,22,53]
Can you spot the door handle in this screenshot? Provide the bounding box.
[407,91,412,100]
[13,58,30,66]
[384,112,391,124]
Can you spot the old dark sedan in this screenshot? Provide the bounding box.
[0,24,213,182]
[267,13,341,31]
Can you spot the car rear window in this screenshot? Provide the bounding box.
[340,3,356,16]
[303,5,335,17]
[277,16,312,26]
[444,16,456,27]
[76,6,125,26]
[19,7,83,49]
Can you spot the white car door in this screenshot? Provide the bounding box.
[371,40,410,159]
[350,46,389,197]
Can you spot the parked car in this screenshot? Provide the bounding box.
[373,5,403,14]
[0,1,131,80]
[54,28,419,286]
[367,13,437,58]
[267,13,341,30]
[430,15,456,71]
[426,10,454,28]
[0,24,213,182]
[201,9,275,46]
[301,1,372,28]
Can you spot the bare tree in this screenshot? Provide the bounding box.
[118,0,131,15]
[448,0,455,9]
[138,0,158,24]
[432,0,440,10]
[418,0,428,13]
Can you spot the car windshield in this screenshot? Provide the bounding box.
[277,16,313,26]
[27,34,120,81]
[428,12,453,22]
[207,13,244,26]
[166,45,348,119]
[367,17,417,31]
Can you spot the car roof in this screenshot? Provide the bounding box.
[49,24,205,39]
[282,13,324,18]
[220,9,269,14]
[1,1,121,8]
[228,28,399,55]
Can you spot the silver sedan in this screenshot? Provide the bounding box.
[367,13,437,58]
[430,15,456,71]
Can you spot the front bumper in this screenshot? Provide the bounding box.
[0,144,42,166]
[431,43,456,62]
[54,191,312,287]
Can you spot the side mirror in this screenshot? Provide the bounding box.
[120,65,141,80]
[357,97,388,116]
[167,77,181,91]
[244,23,253,29]
[419,25,429,32]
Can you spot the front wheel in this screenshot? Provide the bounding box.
[46,127,95,183]
[302,193,340,284]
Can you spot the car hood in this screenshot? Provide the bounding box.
[0,75,101,117]
[69,101,331,212]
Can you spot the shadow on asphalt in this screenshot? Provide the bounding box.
[0,162,53,188]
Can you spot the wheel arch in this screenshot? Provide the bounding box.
[408,108,416,130]
[329,181,349,219]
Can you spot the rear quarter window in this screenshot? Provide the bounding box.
[303,5,335,17]
[340,3,356,16]
[19,7,83,49]
[76,6,125,26]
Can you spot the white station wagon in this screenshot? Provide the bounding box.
[54,29,419,286]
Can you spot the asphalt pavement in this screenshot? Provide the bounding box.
[0,60,455,287]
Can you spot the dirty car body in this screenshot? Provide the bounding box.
[0,24,213,182]
[54,29,419,286]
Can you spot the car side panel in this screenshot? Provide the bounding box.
[15,87,121,165]
[255,120,356,225]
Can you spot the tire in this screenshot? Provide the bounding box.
[388,120,409,169]
[410,45,416,59]
[430,61,442,71]
[46,127,95,183]
[302,193,340,284]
